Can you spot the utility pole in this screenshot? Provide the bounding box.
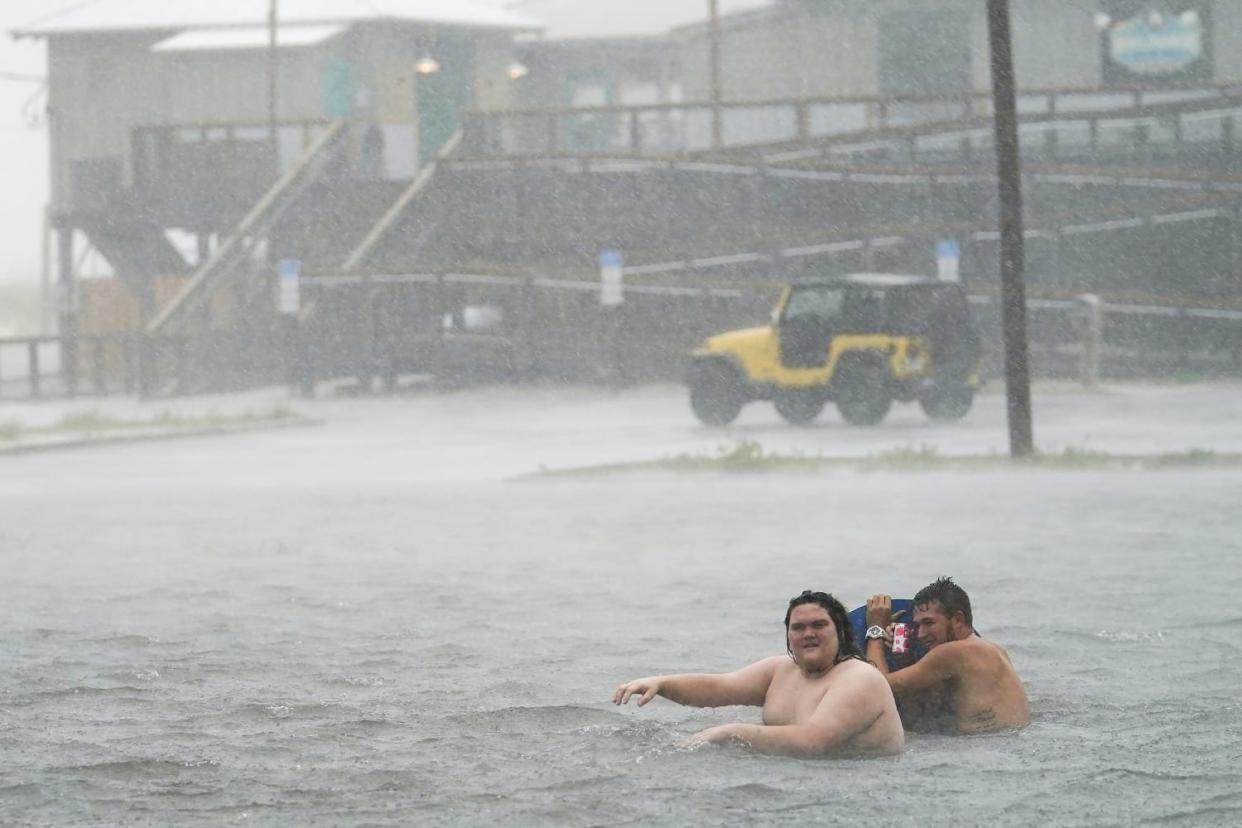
[268,0,279,175]
[986,0,1034,458]
[708,0,723,149]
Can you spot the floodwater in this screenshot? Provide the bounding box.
[3,383,1242,826]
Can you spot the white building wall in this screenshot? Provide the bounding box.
[681,0,1141,102]
[45,22,520,211]
[1213,0,1242,82]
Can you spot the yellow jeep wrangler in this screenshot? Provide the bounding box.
[686,274,983,426]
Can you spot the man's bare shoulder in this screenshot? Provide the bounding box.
[934,637,1019,673]
[760,655,793,672]
[828,658,889,687]
[935,636,996,655]
[963,636,1017,661]
[751,655,795,681]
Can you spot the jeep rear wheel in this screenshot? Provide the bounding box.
[774,389,826,425]
[920,383,974,422]
[689,363,744,426]
[835,361,892,426]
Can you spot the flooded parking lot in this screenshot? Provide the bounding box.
[3,382,1241,825]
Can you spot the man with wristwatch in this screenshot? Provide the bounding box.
[863,577,1030,734]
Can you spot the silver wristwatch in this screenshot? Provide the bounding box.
[865,625,886,641]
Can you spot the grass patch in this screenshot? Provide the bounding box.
[871,444,944,467]
[56,410,121,433]
[530,440,1242,478]
[660,439,820,472]
[0,405,304,444]
[1144,448,1221,467]
[1022,446,1113,468]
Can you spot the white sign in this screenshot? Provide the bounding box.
[277,259,301,315]
[600,249,624,306]
[936,239,960,282]
[1110,12,1203,75]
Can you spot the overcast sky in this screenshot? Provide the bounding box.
[0,1,48,285]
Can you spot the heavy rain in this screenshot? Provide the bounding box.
[2,1,1241,825]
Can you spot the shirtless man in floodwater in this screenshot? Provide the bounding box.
[613,590,904,757]
[866,577,1030,734]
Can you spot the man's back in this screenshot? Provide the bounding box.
[939,637,1030,733]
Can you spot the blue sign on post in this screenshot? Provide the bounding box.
[936,239,960,282]
[600,249,624,306]
[277,259,301,315]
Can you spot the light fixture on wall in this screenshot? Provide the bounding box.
[506,60,529,81]
[414,54,441,76]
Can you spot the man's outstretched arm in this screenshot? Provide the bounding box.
[613,656,781,708]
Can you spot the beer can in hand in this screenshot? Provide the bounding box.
[891,623,909,654]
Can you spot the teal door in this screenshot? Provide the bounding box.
[417,38,475,166]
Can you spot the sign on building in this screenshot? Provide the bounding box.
[1101,3,1212,84]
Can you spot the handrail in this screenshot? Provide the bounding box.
[462,82,1242,120]
[760,94,1242,151]
[341,129,463,273]
[460,84,1242,159]
[147,119,349,335]
[291,272,1242,316]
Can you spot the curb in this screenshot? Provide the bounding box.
[0,417,321,457]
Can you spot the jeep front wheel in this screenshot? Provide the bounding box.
[774,389,826,425]
[920,383,974,422]
[689,363,744,426]
[835,362,892,426]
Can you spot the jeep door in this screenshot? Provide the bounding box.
[779,285,845,369]
[927,286,980,381]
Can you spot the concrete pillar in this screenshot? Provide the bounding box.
[56,225,78,397]
[1074,293,1102,389]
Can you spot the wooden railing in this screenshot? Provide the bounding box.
[290,273,1242,391]
[460,82,1242,159]
[0,326,288,401]
[4,279,1241,400]
[341,130,463,273]
[0,334,142,399]
[147,119,349,337]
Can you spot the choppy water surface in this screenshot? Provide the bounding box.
[3,470,1242,826]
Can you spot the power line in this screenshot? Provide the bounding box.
[15,0,111,34]
[0,71,46,84]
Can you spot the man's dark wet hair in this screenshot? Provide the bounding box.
[783,590,863,663]
[913,576,973,628]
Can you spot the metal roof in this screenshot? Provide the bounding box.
[501,0,773,41]
[13,0,541,37]
[151,24,347,52]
